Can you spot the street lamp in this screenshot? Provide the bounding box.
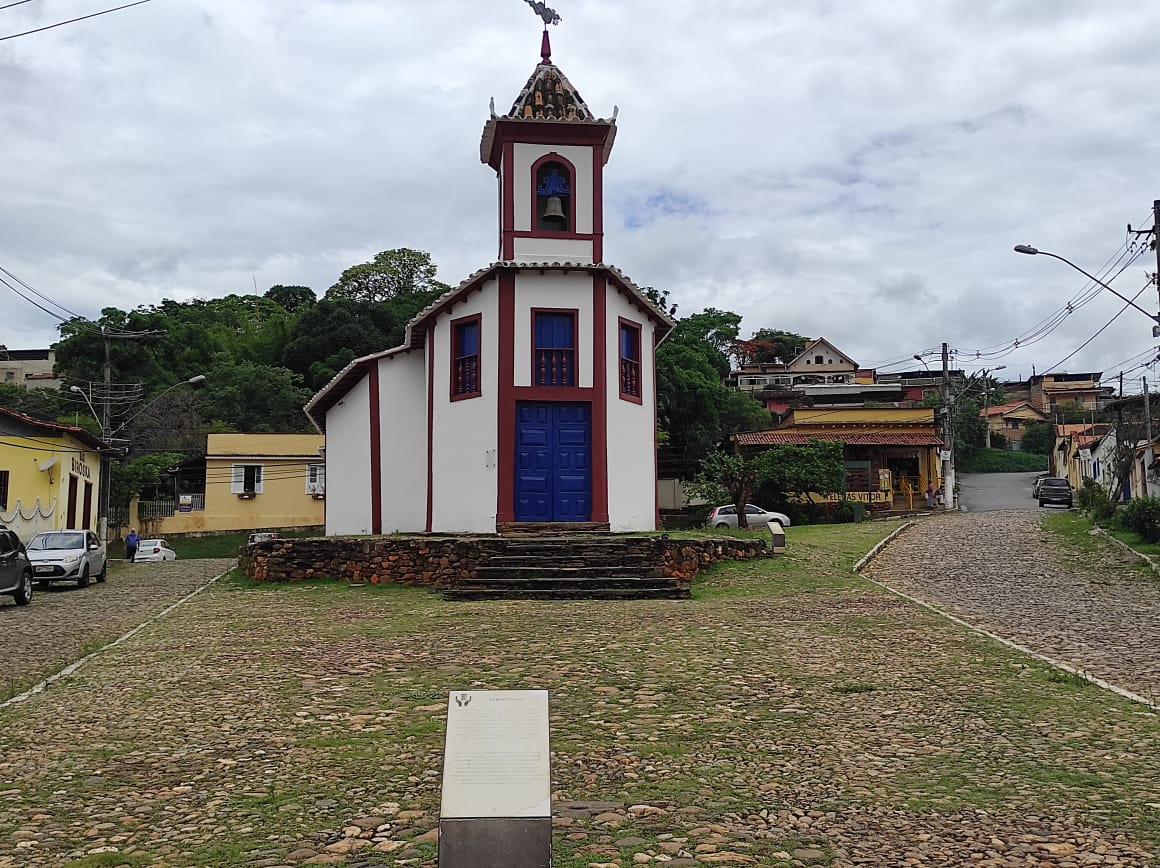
[1014,244,1160,332]
[69,374,205,548]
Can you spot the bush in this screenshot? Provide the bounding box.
[1077,480,1115,520]
[1119,496,1160,542]
[957,448,1047,473]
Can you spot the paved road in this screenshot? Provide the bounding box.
[958,470,1043,512]
[0,558,235,699]
[864,511,1160,699]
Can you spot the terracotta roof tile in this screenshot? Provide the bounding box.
[734,431,944,447]
[508,62,592,121]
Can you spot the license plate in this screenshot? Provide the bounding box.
[34,565,54,573]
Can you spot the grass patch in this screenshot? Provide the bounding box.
[170,529,323,560]
[832,682,878,694]
[65,854,151,868]
[958,448,1048,472]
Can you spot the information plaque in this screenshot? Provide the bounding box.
[438,690,552,867]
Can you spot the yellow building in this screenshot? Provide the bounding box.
[733,407,944,509]
[138,433,325,536]
[0,406,106,540]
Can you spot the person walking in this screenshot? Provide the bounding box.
[925,482,935,509]
[125,528,140,563]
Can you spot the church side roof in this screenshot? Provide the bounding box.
[303,261,676,432]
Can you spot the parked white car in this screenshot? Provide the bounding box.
[707,504,792,529]
[26,530,107,588]
[134,539,177,562]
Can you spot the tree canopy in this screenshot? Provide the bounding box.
[326,248,451,303]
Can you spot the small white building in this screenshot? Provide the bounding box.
[306,30,674,535]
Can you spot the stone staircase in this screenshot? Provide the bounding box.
[442,537,688,600]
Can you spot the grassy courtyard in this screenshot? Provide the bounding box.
[0,520,1156,867]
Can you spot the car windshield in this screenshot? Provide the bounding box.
[28,532,85,551]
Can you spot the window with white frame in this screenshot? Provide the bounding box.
[231,464,263,495]
[306,463,326,495]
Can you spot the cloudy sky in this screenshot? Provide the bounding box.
[3,0,1159,390]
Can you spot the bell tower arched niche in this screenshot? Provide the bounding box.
[532,153,575,232]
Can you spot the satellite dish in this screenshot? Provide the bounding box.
[38,457,57,472]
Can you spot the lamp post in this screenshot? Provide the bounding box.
[70,374,205,548]
[1013,245,1160,332]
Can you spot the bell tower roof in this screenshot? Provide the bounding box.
[480,22,616,170]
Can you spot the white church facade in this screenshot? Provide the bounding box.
[305,31,674,535]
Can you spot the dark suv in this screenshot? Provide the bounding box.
[0,527,33,606]
[1038,477,1073,508]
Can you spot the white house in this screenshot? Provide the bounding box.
[305,29,674,535]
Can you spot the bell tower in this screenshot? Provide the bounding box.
[480,25,616,264]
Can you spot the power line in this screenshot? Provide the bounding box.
[0,0,37,10]
[0,0,152,41]
[1042,279,1153,375]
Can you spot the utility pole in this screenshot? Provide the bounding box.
[941,341,954,510]
[1146,377,1153,445]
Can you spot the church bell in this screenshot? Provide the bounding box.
[542,196,566,223]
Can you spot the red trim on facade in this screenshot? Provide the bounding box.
[449,313,483,402]
[652,328,660,530]
[368,364,382,535]
[496,273,516,524]
[484,120,614,171]
[529,152,578,236]
[529,306,580,388]
[425,327,435,533]
[592,146,603,262]
[501,140,515,259]
[512,385,595,402]
[591,276,609,523]
[617,316,644,404]
[511,230,596,242]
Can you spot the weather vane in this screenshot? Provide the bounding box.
[524,0,561,27]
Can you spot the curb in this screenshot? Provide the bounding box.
[852,521,916,573]
[1092,526,1160,575]
[0,565,234,712]
[855,543,1158,713]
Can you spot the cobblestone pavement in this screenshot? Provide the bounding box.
[863,511,1160,701]
[0,526,1157,867]
[0,557,235,700]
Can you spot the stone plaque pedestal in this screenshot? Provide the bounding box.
[438,690,551,868]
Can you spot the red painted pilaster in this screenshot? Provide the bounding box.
[368,364,382,535]
[501,141,515,260]
[652,328,660,530]
[496,272,517,523]
[592,146,604,262]
[425,327,435,533]
[591,275,609,522]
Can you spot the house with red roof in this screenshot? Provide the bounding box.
[981,400,1049,449]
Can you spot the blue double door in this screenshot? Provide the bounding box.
[515,402,591,522]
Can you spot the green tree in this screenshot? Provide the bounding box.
[736,329,811,365]
[265,284,316,312]
[326,248,451,303]
[198,356,313,433]
[1053,400,1091,424]
[110,452,183,508]
[1020,421,1052,455]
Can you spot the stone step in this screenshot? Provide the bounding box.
[482,556,654,570]
[461,574,675,589]
[476,565,661,580]
[496,522,611,537]
[442,586,690,601]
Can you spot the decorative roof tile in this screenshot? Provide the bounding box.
[508,62,592,121]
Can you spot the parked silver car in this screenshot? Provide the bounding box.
[0,527,33,606]
[707,504,792,529]
[27,530,107,588]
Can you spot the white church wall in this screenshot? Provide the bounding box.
[324,374,372,535]
[430,280,500,533]
[378,352,429,533]
[513,143,594,234]
[513,272,594,388]
[605,290,658,532]
[513,236,593,263]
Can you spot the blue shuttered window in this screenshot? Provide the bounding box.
[533,312,575,387]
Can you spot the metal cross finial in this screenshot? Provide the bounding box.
[524,0,561,27]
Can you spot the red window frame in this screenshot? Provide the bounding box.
[531,308,578,388]
[450,314,482,401]
[618,317,642,403]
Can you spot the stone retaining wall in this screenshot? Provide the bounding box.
[238,535,772,587]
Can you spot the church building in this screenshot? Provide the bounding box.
[305,27,674,535]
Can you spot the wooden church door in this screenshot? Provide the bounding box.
[514,402,591,522]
